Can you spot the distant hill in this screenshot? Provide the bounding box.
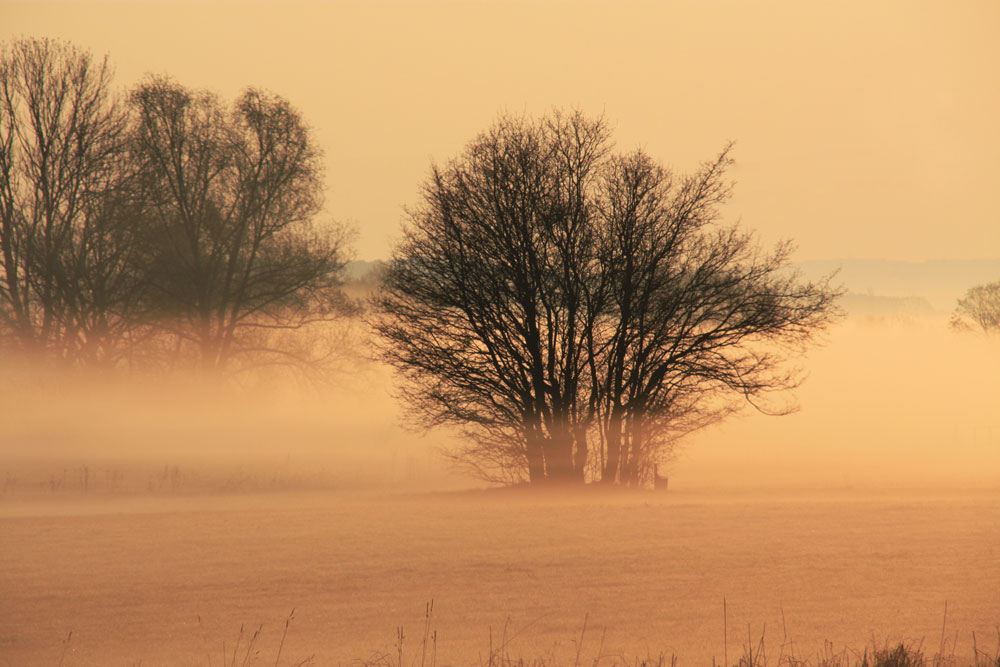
[837,293,935,320]
[344,260,386,281]
[795,258,1000,313]
[347,258,1000,319]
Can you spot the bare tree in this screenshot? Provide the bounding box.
[950,280,1000,334]
[373,111,841,486]
[0,37,140,366]
[592,147,840,485]
[129,77,353,374]
[374,112,611,484]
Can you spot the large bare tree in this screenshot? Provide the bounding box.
[130,77,353,374]
[373,111,841,485]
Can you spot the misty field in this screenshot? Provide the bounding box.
[3,2,1000,665]
[1,488,998,666]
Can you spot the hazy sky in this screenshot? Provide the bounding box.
[5,0,999,261]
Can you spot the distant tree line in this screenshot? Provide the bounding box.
[0,38,353,375]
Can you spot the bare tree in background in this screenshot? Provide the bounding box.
[130,78,353,375]
[374,111,841,486]
[0,38,143,366]
[950,280,1000,334]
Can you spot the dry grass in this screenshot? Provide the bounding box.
[347,602,1000,667]
[47,605,1000,667]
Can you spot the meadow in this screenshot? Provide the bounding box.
[1,486,998,666]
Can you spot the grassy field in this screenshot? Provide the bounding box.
[1,486,998,666]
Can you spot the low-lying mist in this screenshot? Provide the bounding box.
[0,354,466,497]
[1,312,997,498]
[678,314,999,492]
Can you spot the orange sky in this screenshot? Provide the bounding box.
[4,0,999,261]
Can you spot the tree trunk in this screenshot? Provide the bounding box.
[602,405,624,484]
[621,414,644,486]
[542,429,577,483]
[524,427,546,484]
[572,424,588,482]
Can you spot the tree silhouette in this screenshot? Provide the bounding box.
[0,37,142,366]
[373,111,841,485]
[950,280,1000,334]
[129,77,353,374]
[2,41,355,376]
